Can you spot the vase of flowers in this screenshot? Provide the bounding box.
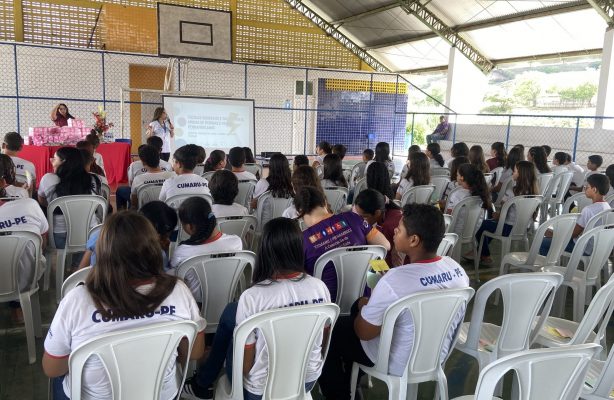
[93,105,114,140]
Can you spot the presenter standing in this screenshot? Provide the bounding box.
[50,103,75,127]
[146,107,174,161]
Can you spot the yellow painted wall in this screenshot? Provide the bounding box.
[128,65,166,154]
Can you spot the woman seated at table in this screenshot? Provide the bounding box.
[50,103,74,127]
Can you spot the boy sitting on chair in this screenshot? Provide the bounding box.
[318,203,469,400]
[159,144,210,202]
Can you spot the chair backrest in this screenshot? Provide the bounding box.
[137,183,163,209]
[244,163,262,177]
[353,177,367,197]
[563,192,593,214]
[525,213,579,266]
[216,215,258,249]
[538,173,554,196]
[349,161,366,188]
[235,180,256,208]
[324,186,349,214]
[566,224,614,283]
[542,173,562,199]
[472,344,600,400]
[227,304,339,400]
[313,245,387,315]
[489,167,504,186]
[176,251,256,333]
[447,196,483,241]
[431,167,451,177]
[15,172,27,184]
[568,276,614,346]
[464,273,563,360]
[484,173,494,186]
[606,192,614,208]
[165,193,213,210]
[583,332,614,398]
[61,267,93,299]
[498,195,543,238]
[400,184,435,207]
[495,178,514,206]
[553,172,574,204]
[372,288,475,382]
[47,195,107,250]
[69,321,199,400]
[437,233,458,257]
[431,176,450,202]
[444,186,464,211]
[584,208,614,231]
[100,183,111,202]
[0,230,42,301]
[202,171,215,181]
[255,191,293,230]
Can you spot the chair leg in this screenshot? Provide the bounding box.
[20,295,37,364]
[32,291,42,338]
[552,286,567,318]
[574,286,586,322]
[404,382,415,400]
[349,363,360,400]
[43,248,53,291]
[436,368,449,400]
[55,250,67,304]
[475,237,484,283]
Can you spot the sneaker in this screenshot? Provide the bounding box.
[480,257,493,266]
[181,377,213,400]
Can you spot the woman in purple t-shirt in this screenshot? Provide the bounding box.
[296,186,390,301]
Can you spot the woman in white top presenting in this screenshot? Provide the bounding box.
[146,107,174,161]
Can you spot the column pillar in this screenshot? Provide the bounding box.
[445,46,488,113]
[596,27,614,129]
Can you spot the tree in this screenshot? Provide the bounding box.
[481,93,513,114]
[513,79,541,107]
[575,82,597,106]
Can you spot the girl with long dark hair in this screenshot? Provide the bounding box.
[321,153,348,188]
[396,152,430,200]
[487,142,507,171]
[50,103,74,127]
[426,142,445,168]
[182,217,331,399]
[469,145,490,174]
[203,150,226,172]
[527,146,551,174]
[283,165,323,219]
[43,211,205,400]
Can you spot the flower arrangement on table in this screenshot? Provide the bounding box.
[92,105,114,137]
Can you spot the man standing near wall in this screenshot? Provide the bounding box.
[426,116,450,144]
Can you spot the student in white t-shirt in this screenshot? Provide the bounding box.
[159,145,210,202]
[2,131,37,194]
[312,140,332,169]
[251,154,294,220]
[283,165,323,219]
[540,173,612,256]
[395,152,430,200]
[228,147,257,181]
[182,217,331,400]
[43,212,205,400]
[209,169,248,218]
[192,145,207,176]
[37,147,103,248]
[0,154,29,199]
[169,197,242,300]
[127,136,173,185]
[128,145,174,209]
[440,156,469,207]
[85,132,105,176]
[569,154,603,194]
[318,204,469,399]
[320,153,348,188]
[606,164,614,198]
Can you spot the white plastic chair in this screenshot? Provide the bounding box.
[235,179,256,209]
[542,224,614,321]
[202,171,215,181]
[455,273,563,378]
[476,195,542,275]
[606,192,614,208]
[176,251,255,334]
[499,213,579,276]
[165,193,213,210]
[494,178,513,207]
[353,177,367,198]
[99,182,111,203]
[432,176,451,202]
[69,320,200,400]
[216,215,257,250]
[313,245,387,316]
[324,186,349,214]
[432,167,451,177]
[350,287,475,400]
[400,184,435,207]
[137,183,163,209]
[563,192,594,214]
[489,167,504,187]
[244,163,262,178]
[538,173,554,196]
[47,195,107,303]
[446,196,483,272]
[437,233,458,257]
[483,173,494,186]
[542,172,574,222]
[582,338,614,399]
[534,275,614,351]
[539,173,563,224]
[255,191,293,230]
[61,266,93,299]
[0,230,43,364]
[215,304,340,400]
[453,344,601,400]
[349,161,366,189]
